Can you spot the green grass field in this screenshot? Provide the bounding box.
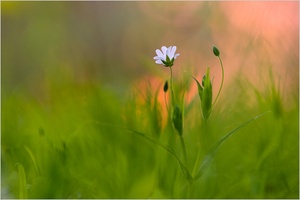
[1,2,299,199]
[2,57,298,198]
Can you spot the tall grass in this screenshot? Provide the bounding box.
[1,59,298,198]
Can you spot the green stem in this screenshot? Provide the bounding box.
[164,92,169,113]
[187,180,194,198]
[169,67,176,106]
[192,150,201,177]
[180,135,188,167]
[169,67,188,169]
[212,56,224,107]
[192,121,207,177]
[190,121,207,198]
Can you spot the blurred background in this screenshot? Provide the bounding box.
[2,1,298,95]
[1,1,299,198]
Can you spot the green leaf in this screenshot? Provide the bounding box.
[194,111,270,180]
[24,146,40,175]
[96,122,193,182]
[192,76,203,100]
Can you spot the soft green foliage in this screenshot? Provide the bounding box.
[1,47,298,199]
[2,2,298,198]
[2,65,298,198]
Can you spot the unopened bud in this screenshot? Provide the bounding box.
[201,68,213,120]
[202,74,206,87]
[163,80,168,92]
[192,76,203,101]
[213,45,220,57]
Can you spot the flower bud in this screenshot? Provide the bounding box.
[202,74,206,87]
[163,80,169,92]
[193,68,213,120]
[213,45,220,57]
[201,68,213,120]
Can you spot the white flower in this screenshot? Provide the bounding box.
[153,46,180,67]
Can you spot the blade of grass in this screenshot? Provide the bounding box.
[16,163,28,199]
[24,146,40,175]
[194,111,270,180]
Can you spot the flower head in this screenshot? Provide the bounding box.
[153,46,180,67]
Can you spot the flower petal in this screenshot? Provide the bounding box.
[167,46,172,55]
[168,46,176,59]
[161,46,168,55]
[154,56,165,61]
[155,60,163,64]
[156,49,164,58]
[170,46,177,57]
[174,53,180,59]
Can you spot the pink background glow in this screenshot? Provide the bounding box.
[132,2,298,115]
[2,2,299,101]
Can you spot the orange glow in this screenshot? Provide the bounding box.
[134,1,298,106]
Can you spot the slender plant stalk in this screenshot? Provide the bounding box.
[192,150,201,177]
[212,56,224,107]
[180,135,188,166]
[187,180,194,198]
[169,67,176,106]
[164,92,169,113]
[192,120,207,177]
[169,66,189,169]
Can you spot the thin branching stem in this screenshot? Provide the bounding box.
[212,56,224,107]
[180,135,188,167]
